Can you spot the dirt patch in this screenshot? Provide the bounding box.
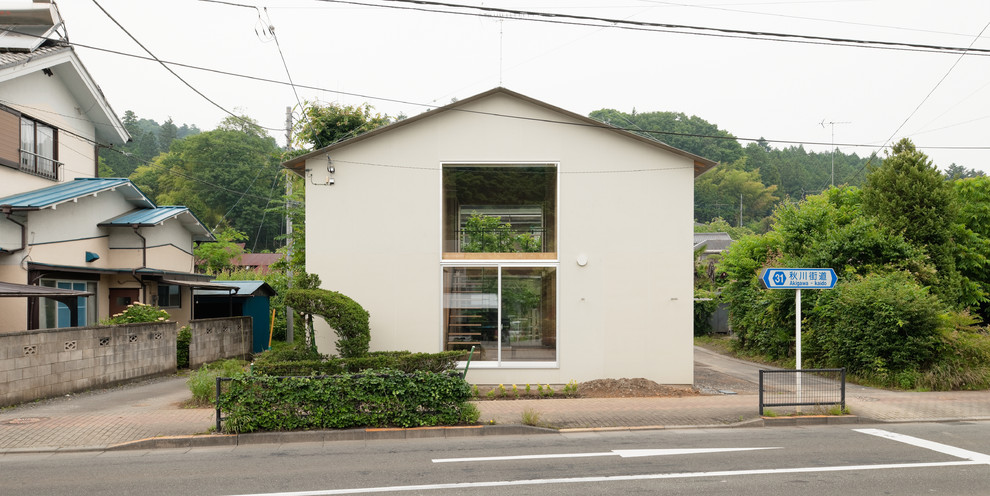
[578,378,699,398]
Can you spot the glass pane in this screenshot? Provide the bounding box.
[443,166,556,253]
[501,267,556,362]
[443,267,499,361]
[20,117,34,169]
[36,124,54,178]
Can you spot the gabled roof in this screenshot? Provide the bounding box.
[196,280,276,297]
[99,206,214,242]
[0,178,153,210]
[282,87,719,177]
[693,232,734,252]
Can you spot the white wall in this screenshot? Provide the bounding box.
[306,91,696,385]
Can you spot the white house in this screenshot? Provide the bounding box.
[283,87,717,385]
[0,3,217,332]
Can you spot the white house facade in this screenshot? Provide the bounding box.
[285,88,716,385]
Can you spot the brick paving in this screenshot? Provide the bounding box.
[1,349,988,453]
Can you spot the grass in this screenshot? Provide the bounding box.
[521,408,543,427]
[186,359,250,406]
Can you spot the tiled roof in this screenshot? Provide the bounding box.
[0,178,153,210]
[0,44,69,70]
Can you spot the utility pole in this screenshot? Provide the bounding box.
[285,106,294,343]
[819,119,850,187]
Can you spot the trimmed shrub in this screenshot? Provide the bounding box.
[218,370,472,432]
[251,350,468,376]
[285,288,370,358]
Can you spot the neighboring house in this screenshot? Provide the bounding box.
[228,246,282,275]
[283,87,717,385]
[0,178,216,331]
[0,4,218,332]
[693,232,734,260]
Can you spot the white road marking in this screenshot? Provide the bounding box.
[854,428,990,463]
[432,447,780,463]
[228,461,984,496]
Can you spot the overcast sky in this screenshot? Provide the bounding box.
[41,0,990,174]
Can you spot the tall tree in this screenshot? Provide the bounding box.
[293,101,391,150]
[131,116,284,252]
[159,117,178,153]
[862,138,960,304]
[589,108,744,164]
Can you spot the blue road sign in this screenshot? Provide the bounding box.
[761,268,837,289]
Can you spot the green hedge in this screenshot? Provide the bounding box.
[285,288,370,358]
[177,326,191,369]
[218,370,472,433]
[252,350,468,376]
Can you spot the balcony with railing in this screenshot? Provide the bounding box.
[20,149,61,180]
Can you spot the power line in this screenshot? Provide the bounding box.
[324,0,990,57]
[89,0,283,132]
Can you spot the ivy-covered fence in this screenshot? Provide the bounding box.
[216,370,472,433]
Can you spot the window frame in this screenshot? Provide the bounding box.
[157,283,181,308]
[441,162,557,260]
[39,279,98,329]
[16,112,59,180]
[440,260,559,368]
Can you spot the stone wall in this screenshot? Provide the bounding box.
[188,317,252,368]
[0,322,176,407]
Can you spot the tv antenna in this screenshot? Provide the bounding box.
[820,119,850,187]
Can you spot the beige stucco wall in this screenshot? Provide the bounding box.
[305,92,696,385]
[0,68,99,196]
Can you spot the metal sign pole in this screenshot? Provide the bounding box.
[796,288,802,411]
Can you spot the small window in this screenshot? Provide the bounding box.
[19,115,58,180]
[39,279,97,329]
[158,284,181,308]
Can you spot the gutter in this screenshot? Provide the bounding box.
[0,205,27,255]
[131,224,148,303]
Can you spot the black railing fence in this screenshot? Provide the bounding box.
[759,368,845,415]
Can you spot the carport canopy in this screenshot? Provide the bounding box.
[0,281,94,327]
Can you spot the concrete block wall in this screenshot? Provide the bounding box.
[188,317,252,368]
[0,322,177,407]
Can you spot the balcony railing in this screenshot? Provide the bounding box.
[20,150,62,181]
[457,227,547,253]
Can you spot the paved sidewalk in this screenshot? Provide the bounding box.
[1,347,988,453]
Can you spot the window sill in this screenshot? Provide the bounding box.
[443,252,557,260]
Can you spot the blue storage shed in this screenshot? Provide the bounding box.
[193,280,277,353]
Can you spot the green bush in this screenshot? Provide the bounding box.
[693,290,719,337]
[218,370,472,432]
[100,302,170,325]
[252,350,468,376]
[285,288,370,358]
[187,359,249,405]
[806,271,945,384]
[177,326,191,369]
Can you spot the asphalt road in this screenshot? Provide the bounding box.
[2,421,987,495]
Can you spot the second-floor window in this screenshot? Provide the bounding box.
[442,164,557,256]
[20,116,57,180]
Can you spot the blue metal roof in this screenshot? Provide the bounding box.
[0,178,154,210]
[99,206,214,242]
[101,206,189,226]
[196,280,276,297]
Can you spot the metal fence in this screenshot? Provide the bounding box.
[759,368,845,415]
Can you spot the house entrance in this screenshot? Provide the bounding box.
[109,288,139,317]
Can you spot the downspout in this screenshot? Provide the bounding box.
[131,224,148,303]
[0,205,27,255]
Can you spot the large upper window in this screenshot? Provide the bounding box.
[443,164,556,256]
[443,265,556,363]
[40,280,97,329]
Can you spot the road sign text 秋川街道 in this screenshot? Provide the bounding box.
[760,268,837,290]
